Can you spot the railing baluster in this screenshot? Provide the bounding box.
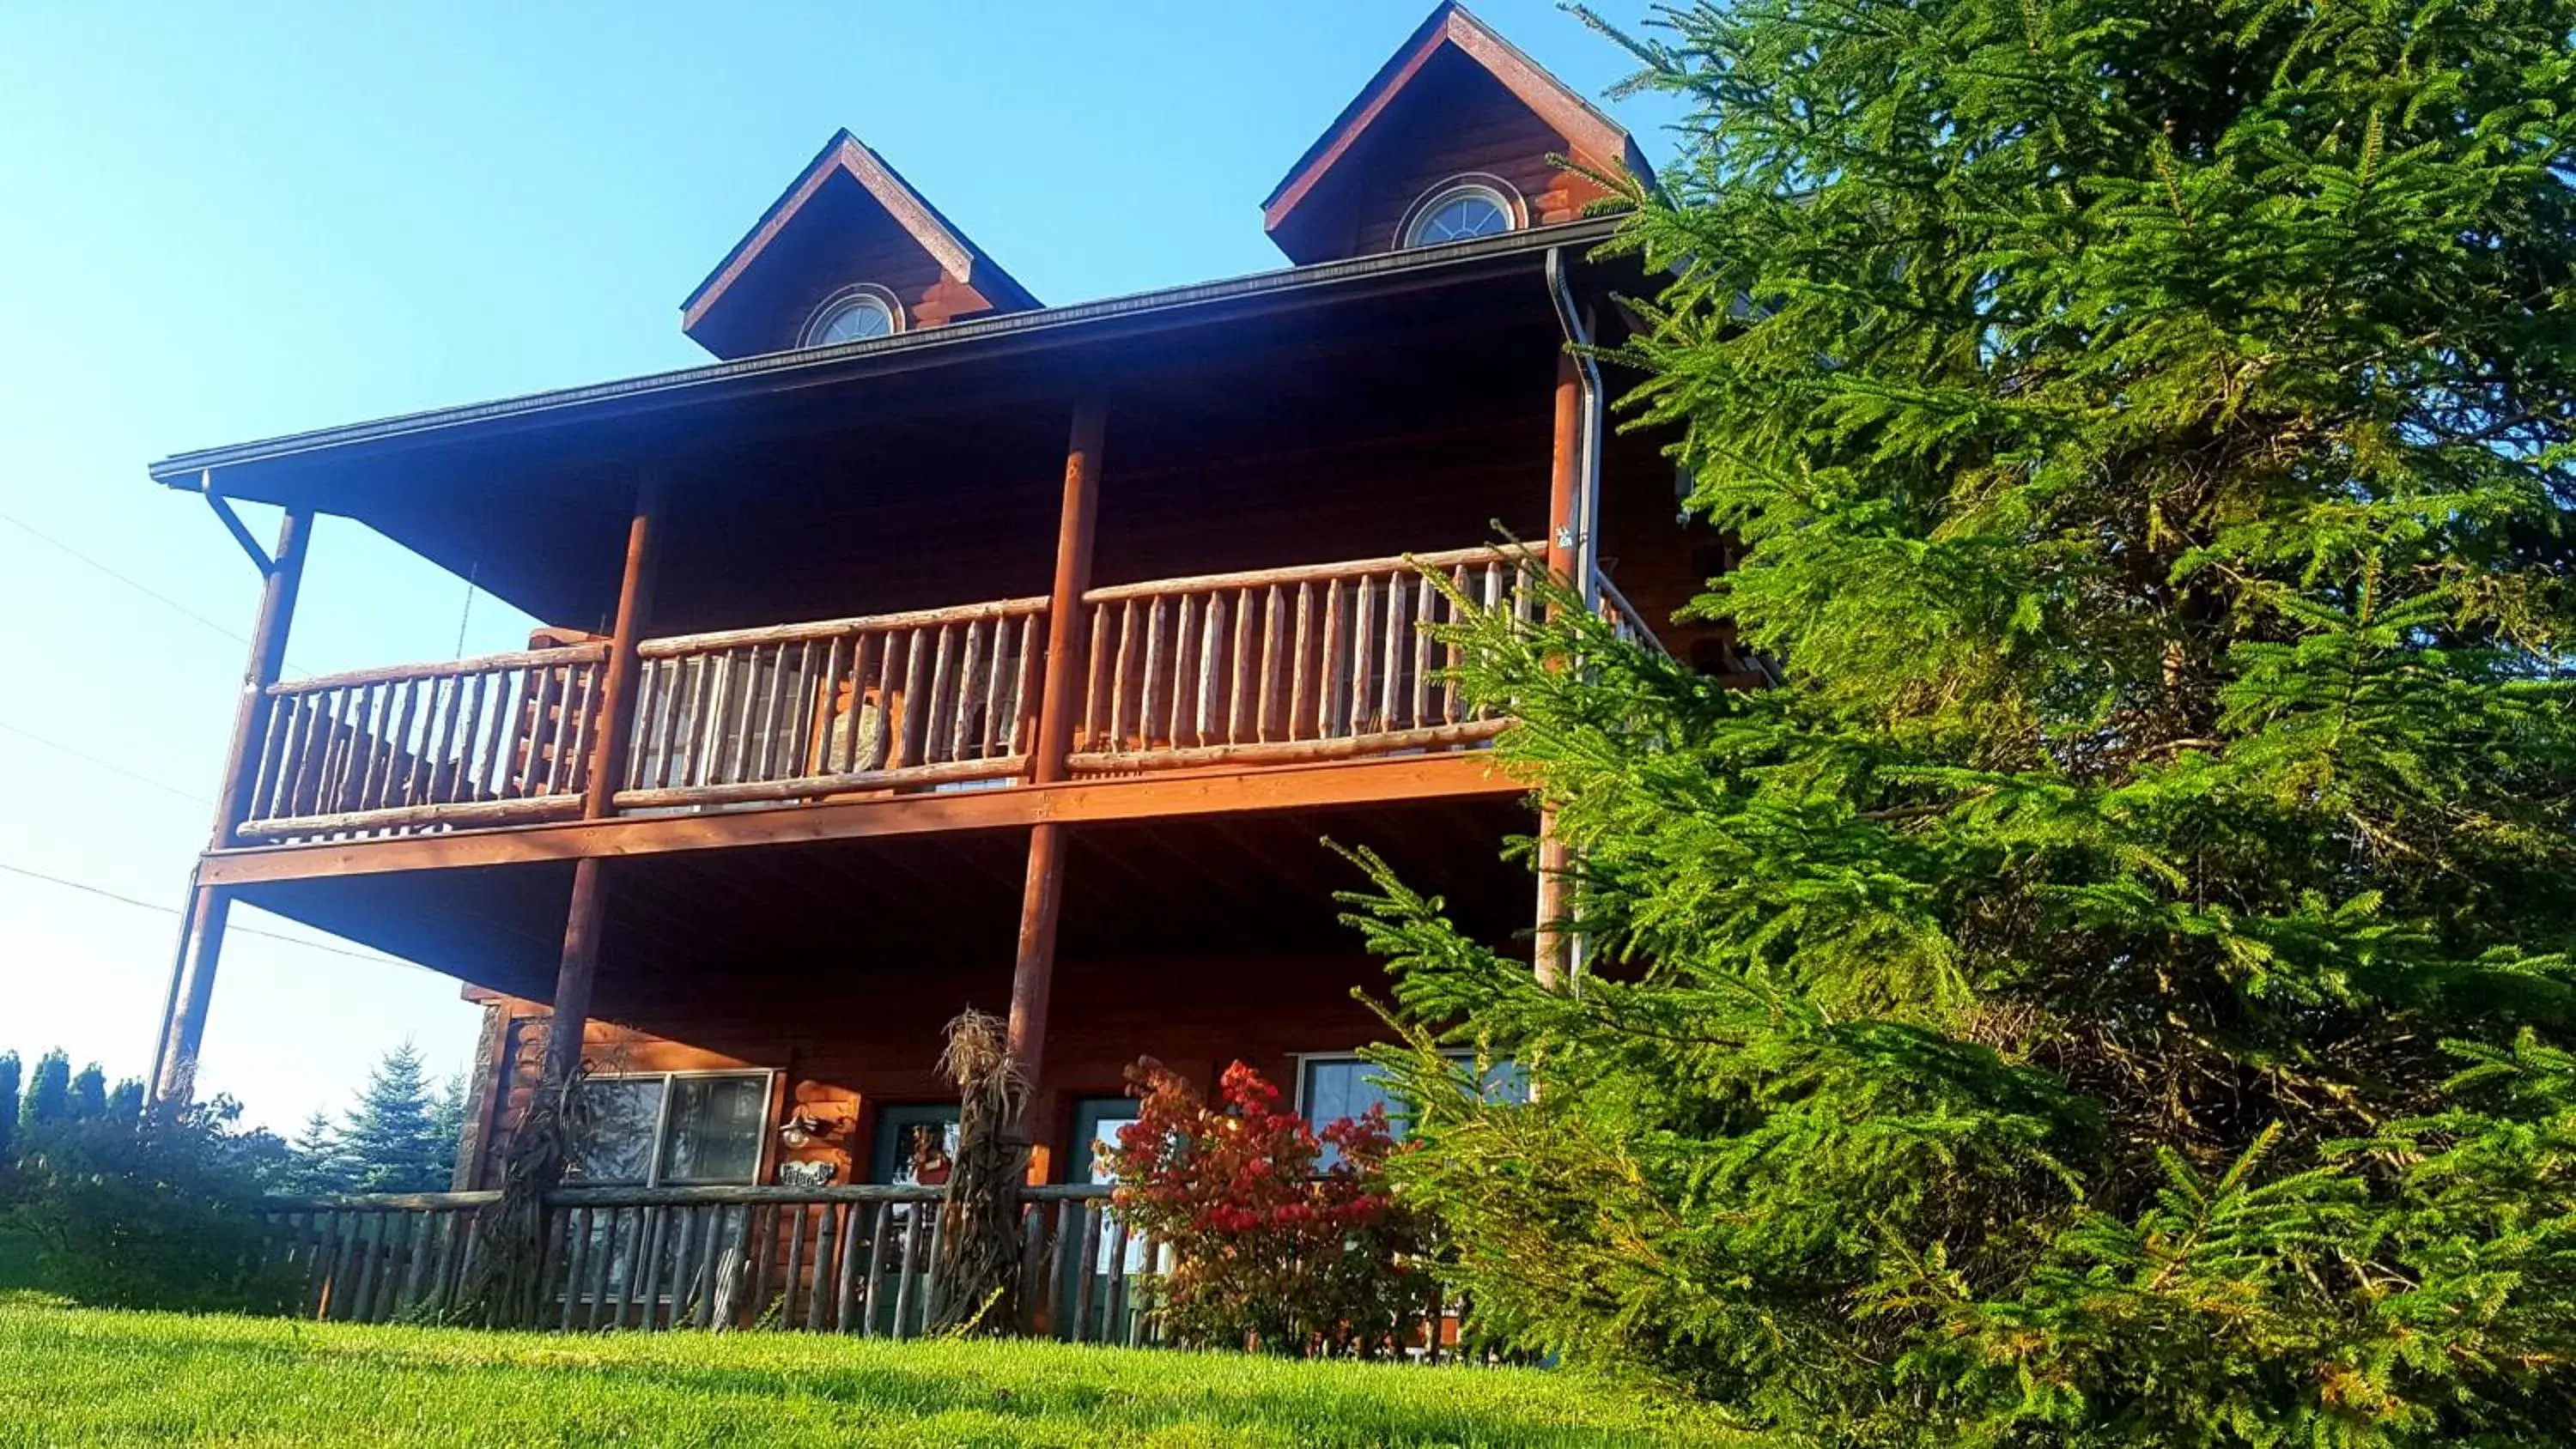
[1412,573,1436,731]
[1317,577,1345,738]
[1351,577,1377,735]
[1289,579,1314,741]
[860,1201,892,1337]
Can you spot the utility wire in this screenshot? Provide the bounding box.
[0,718,213,807]
[0,858,437,974]
[0,506,314,676]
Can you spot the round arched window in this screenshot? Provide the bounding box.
[801,286,902,347]
[1401,179,1519,248]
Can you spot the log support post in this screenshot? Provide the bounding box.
[1009,396,1107,1174]
[152,504,311,1109]
[541,476,662,1089]
[1533,353,1582,989]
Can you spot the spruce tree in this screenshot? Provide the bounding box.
[66,1064,106,1122]
[288,1111,349,1196]
[1346,0,2576,1440]
[20,1051,70,1134]
[337,1042,455,1193]
[105,1078,143,1123]
[0,1052,19,1161]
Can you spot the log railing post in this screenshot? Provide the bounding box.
[152,504,312,1109]
[1009,397,1107,1162]
[543,476,663,1091]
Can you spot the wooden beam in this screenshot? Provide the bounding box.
[541,857,610,1087]
[1012,397,1108,1128]
[1535,352,1581,988]
[583,478,664,819]
[1032,398,1106,785]
[1009,821,1067,1082]
[153,506,311,1108]
[544,475,665,1087]
[197,753,1524,888]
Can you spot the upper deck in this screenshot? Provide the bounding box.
[161,222,1746,894]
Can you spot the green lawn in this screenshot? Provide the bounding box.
[0,1298,1742,1448]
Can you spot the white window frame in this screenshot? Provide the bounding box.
[799,283,905,347]
[1394,173,1526,251]
[570,1068,777,1188]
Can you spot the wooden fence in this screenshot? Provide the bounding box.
[258,1184,1157,1343]
[235,645,609,842]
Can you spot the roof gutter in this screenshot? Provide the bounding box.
[149,217,1624,488]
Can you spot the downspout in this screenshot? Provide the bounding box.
[1543,249,1606,988]
[1544,247,1604,609]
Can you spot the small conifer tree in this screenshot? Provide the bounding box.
[0,1052,19,1161]
[66,1064,106,1123]
[337,1042,456,1193]
[20,1052,70,1133]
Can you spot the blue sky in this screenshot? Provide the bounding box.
[0,2,1678,1132]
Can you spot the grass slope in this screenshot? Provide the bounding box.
[0,1299,1742,1448]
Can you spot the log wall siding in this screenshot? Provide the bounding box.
[1069,546,1535,772]
[235,645,610,842]
[615,597,1046,810]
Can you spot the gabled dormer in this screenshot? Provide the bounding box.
[681,130,1039,361]
[1261,2,1654,265]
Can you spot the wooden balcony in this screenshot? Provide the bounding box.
[228,547,1557,847]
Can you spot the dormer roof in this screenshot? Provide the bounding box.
[681,130,1040,361]
[1261,2,1654,264]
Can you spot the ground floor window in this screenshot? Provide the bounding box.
[1295,1052,1525,1165]
[566,1070,772,1186]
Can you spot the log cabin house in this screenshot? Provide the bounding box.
[146,4,1750,1308]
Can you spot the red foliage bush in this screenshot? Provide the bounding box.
[1105,1057,1436,1356]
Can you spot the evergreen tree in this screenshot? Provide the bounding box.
[104,1078,143,1124]
[66,1064,106,1123]
[287,1111,349,1196]
[0,1052,19,1161]
[1347,0,2576,1441]
[20,1051,70,1134]
[337,1042,455,1193]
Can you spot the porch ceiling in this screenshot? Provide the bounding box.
[229,794,1534,1005]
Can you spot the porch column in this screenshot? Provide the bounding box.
[1533,354,1581,989]
[540,476,663,1088]
[1008,397,1107,1103]
[152,505,311,1109]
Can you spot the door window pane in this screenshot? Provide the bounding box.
[870,1105,962,1185]
[659,1075,769,1185]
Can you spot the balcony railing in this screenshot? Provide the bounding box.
[1070,546,1530,772]
[226,546,1607,845]
[237,645,609,840]
[614,597,1047,813]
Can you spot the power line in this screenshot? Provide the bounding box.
[0,506,314,676]
[0,718,213,807]
[0,507,255,649]
[0,858,435,973]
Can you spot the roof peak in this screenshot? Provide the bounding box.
[680,130,1038,336]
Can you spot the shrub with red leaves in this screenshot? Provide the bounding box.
[1105,1057,1436,1357]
